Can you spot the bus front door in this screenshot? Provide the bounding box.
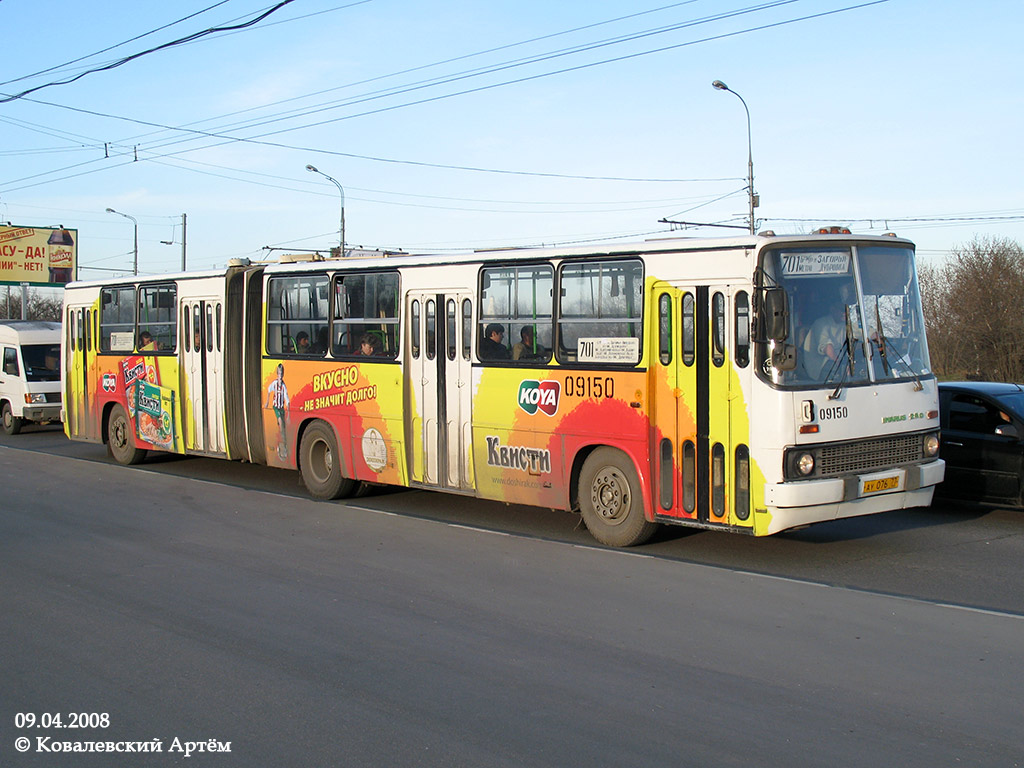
[651,283,738,527]
[405,292,474,491]
[181,299,226,455]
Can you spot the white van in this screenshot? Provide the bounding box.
[0,320,62,435]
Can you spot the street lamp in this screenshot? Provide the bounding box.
[105,207,138,275]
[305,164,345,257]
[712,80,758,235]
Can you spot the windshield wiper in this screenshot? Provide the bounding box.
[825,307,857,399]
[880,336,925,391]
[873,303,891,377]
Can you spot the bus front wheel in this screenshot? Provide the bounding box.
[300,421,356,500]
[107,404,146,465]
[579,448,657,547]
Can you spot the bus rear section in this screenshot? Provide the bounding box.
[62,270,253,463]
[0,320,62,434]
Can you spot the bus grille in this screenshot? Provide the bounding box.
[818,434,923,476]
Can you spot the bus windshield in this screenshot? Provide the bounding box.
[759,244,931,388]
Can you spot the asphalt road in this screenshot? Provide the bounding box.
[2,425,1023,766]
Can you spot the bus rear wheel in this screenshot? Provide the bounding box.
[107,404,146,465]
[300,421,356,500]
[2,401,24,435]
[579,447,657,547]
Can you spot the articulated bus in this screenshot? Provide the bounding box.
[62,231,944,546]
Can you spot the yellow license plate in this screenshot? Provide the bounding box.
[862,476,900,494]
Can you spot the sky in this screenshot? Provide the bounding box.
[1,0,1022,281]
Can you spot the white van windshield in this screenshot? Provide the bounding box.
[22,343,61,382]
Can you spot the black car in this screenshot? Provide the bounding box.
[937,382,1024,506]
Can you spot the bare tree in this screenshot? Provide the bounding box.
[0,287,63,322]
[920,236,1024,381]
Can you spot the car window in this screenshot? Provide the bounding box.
[948,394,1012,435]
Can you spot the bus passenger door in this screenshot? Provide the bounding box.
[405,292,474,491]
[181,299,226,455]
[650,283,736,526]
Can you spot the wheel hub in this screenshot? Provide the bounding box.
[592,468,629,523]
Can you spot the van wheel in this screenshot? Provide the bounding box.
[107,404,146,465]
[579,447,658,547]
[300,421,356,500]
[1,402,23,435]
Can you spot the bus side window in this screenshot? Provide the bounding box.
[425,299,436,360]
[557,259,642,366]
[479,264,552,364]
[712,291,726,367]
[681,293,695,366]
[734,291,750,368]
[658,293,672,365]
[411,300,421,359]
[461,298,472,361]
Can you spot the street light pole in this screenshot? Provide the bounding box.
[105,207,139,275]
[712,80,757,235]
[305,164,345,257]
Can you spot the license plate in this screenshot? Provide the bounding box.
[861,476,900,495]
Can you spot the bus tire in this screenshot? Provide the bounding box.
[300,421,356,500]
[107,404,146,465]
[579,447,657,547]
[2,401,24,435]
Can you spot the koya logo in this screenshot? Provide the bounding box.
[518,380,560,416]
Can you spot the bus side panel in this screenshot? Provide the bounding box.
[102,351,186,456]
[259,356,408,487]
[471,366,653,513]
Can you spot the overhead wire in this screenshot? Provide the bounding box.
[0,0,299,104]
[0,0,235,88]
[0,1,883,193]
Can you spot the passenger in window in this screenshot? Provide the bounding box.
[359,333,381,356]
[802,302,845,378]
[314,328,329,355]
[512,325,545,361]
[480,323,509,360]
[294,331,312,354]
[139,331,158,352]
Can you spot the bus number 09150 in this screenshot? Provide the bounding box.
[564,375,615,399]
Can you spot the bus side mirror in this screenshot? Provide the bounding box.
[771,344,797,371]
[764,289,789,342]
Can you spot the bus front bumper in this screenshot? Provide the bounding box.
[761,460,945,534]
[766,459,945,508]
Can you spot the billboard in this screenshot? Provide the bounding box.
[0,225,77,286]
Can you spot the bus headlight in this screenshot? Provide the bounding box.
[24,393,46,404]
[923,433,940,458]
[796,452,815,476]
